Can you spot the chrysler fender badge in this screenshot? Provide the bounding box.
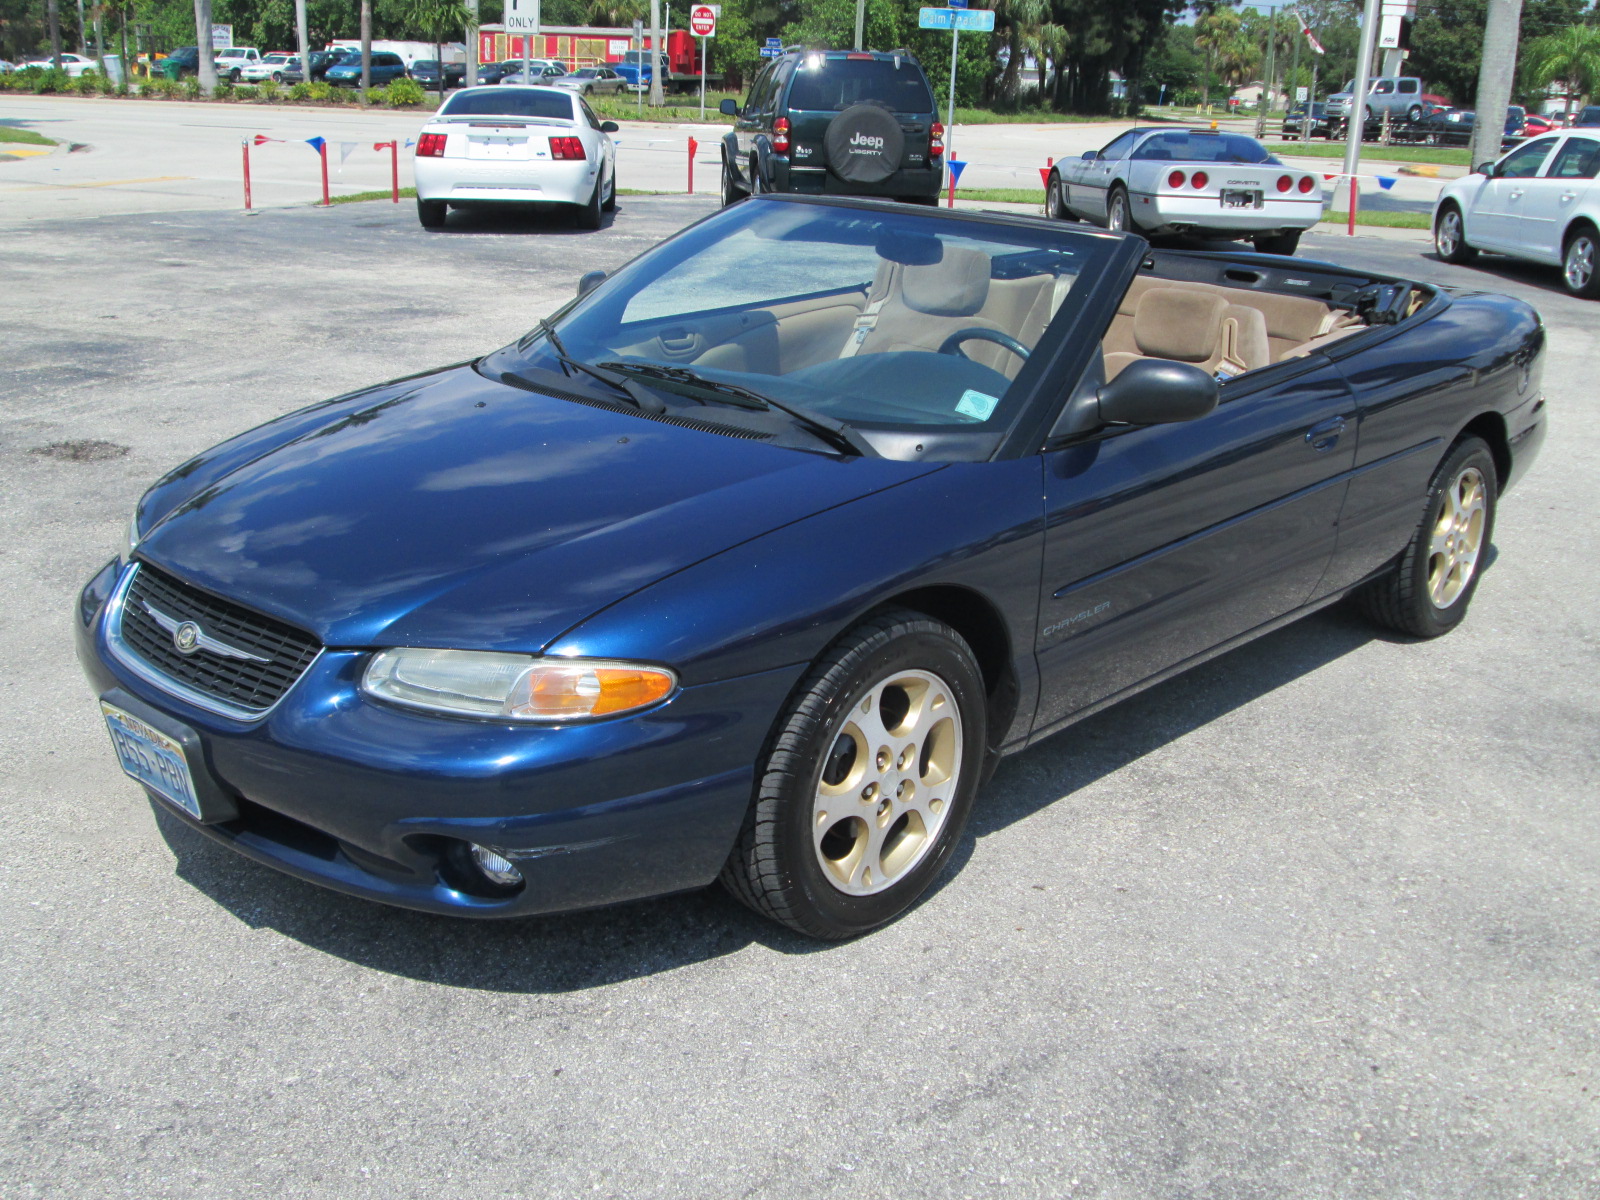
[174,621,202,654]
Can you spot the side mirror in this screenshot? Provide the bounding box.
[576,269,607,299]
[1098,359,1219,426]
[719,98,739,116]
[1476,161,1497,177]
[600,120,619,133]
[1081,150,1099,161]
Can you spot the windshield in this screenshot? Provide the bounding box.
[439,89,575,119]
[787,56,935,113]
[1132,131,1272,163]
[481,199,1112,457]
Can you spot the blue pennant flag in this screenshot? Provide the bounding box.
[305,136,326,153]
[1376,175,1397,190]
[948,158,967,187]
[404,138,416,149]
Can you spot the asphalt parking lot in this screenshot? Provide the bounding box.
[2,195,1596,1198]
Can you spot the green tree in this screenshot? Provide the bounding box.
[403,0,468,96]
[1524,22,1600,115]
[1409,0,1588,105]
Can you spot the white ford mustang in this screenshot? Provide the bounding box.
[1047,128,1326,256]
[412,86,619,231]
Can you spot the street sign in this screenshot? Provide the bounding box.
[918,7,995,31]
[505,0,538,33]
[759,46,783,57]
[689,4,718,37]
[210,24,232,49]
[948,0,968,8]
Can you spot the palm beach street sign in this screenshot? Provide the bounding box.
[917,7,995,31]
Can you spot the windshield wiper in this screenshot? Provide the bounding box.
[597,362,876,457]
[529,319,667,414]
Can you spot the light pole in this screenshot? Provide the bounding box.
[1469,0,1524,172]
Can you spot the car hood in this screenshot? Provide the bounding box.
[136,364,940,652]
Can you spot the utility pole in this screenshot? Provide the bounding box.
[854,0,864,51]
[47,0,63,68]
[1264,5,1278,115]
[648,0,664,106]
[466,0,479,86]
[294,0,311,99]
[193,0,216,93]
[1341,0,1382,181]
[361,0,372,92]
[76,0,87,56]
[1469,0,1524,171]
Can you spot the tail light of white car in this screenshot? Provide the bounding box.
[1167,171,1210,189]
[416,133,447,157]
[549,136,587,160]
[1276,174,1294,193]
[1297,175,1316,194]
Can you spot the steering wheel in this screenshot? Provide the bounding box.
[937,327,1030,362]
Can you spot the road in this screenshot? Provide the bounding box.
[0,133,1594,1196]
[1,94,1446,222]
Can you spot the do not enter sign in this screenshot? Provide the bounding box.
[689,4,718,36]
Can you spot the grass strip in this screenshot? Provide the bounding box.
[0,126,57,146]
[1267,142,1471,167]
[328,186,418,204]
[1320,210,1432,229]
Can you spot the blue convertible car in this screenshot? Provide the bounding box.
[77,196,1547,939]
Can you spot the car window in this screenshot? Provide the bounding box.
[1498,137,1557,178]
[579,98,602,130]
[1550,137,1600,179]
[1398,79,1419,93]
[1131,131,1271,163]
[1373,80,1393,94]
[786,57,934,113]
[440,89,576,120]
[1098,132,1139,159]
[745,63,776,114]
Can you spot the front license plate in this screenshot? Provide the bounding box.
[101,701,200,819]
[1221,189,1262,208]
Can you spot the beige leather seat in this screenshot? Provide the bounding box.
[847,247,996,358]
[1103,287,1271,381]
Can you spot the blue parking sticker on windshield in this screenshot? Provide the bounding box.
[955,389,999,421]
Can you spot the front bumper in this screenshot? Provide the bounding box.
[413,155,598,206]
[77,559,801,918]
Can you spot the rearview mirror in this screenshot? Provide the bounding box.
[577,269,607,299]
[600,120,619,133]
[1476,161,1497,176]
[1081,150,1099,161]
[1098,359,1219,426]
[719,98,739,116]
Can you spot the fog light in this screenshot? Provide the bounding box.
[470,844,522,887]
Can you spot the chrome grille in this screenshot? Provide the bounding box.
[117,564,320,714]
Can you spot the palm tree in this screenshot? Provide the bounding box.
[993,0,1047,106]
[1194,8,1246,111]
[405,0,472,98]
[1524,25,1600,120]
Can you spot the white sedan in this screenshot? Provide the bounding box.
[1046,127,1325,255]
[239,53,296,83]
[1433,130,1600,297]
[23,53,97,76]
[412,86,619,231]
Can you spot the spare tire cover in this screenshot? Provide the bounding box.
[824,104,905,184]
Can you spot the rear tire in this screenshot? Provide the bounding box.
[1561,224,1600,297]
[416,198,447,229]
[1252,230,1301,256]
[1356,437,1497,639]
[1435,202,1478,264]
[719,608,987,940]
[576,175,604,230]
[1106,185,1133,233]
[720,156,746,206]
[601,166,617,212]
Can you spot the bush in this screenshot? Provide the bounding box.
[182,75,201,99]
[97,72,119,96]
[214,80,235,100]
[257,79,279,101]
[307,80,333,102]
[384,76,425,107]
[288,81,311,100]
[141,76,176,99]
[73,72,100,95]
[28,67,69,93]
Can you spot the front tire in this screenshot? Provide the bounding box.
[720,609,988,940]
[1252,230,1301,255]
[1561,224,1600,297]
[1356,437,1497,638]
[416,197,447,229]
[1435,202,1478,264]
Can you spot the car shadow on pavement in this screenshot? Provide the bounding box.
[1424,251,1572,301]
[429,205,619,236]
[154,600,1384,992]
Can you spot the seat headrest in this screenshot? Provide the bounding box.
[1133,288,1229,361]
[902,247,992,316]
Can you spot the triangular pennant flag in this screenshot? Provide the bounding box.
[1323,173,1337,181]
[305,136,326,153]
[1376,175,1397,190]
[374,141,396,151]
[1038,166,1050,187]
[404,138,416,149]
[339,141,359,165]
[948,159,967,187]
[253,134,280,145]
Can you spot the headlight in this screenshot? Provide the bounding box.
[362,649,676,721]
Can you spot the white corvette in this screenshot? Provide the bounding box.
[1433,130,1600,297]
[412,86,619,231]
[1047,128,1326,255]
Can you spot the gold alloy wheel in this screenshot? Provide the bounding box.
[812,668,963,896]
[1429,465,1487,608]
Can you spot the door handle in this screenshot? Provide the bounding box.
[1509,188,1524,199]
[1305,416,1347,452]
[1562,192,1578,202]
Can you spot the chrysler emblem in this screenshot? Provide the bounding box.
[142,600,270,664]
[173,621,202,654]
